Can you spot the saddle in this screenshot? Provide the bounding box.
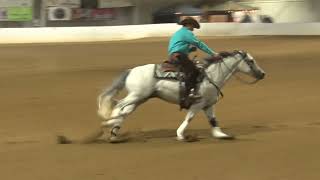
[162,61,179,72]
[154,60,205,110]
[154,61,182,80]
[154,52,232,109]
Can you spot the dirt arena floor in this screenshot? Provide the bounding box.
[1,36,320,180]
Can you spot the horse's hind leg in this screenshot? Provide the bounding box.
[101,93,144,139]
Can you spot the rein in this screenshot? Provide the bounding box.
[203,71,224,100]
[221,52,260,85]
[202,51,260,101]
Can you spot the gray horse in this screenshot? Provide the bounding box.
[98,51,266,142]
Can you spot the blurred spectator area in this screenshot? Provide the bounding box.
[153,0,320,24]
[0,0,137,27]
[152,1,263,24]
[46,0,135,27]
[202,1,260,22]
[1,0,320,27]
[153,4,203,24]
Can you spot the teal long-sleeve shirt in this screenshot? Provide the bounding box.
[168,27,215,56]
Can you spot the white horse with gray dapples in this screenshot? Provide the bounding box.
[96,51,266,143]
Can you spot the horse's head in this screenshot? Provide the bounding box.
[235,51,266,81]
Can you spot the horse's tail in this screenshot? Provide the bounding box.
[97,69,131,119]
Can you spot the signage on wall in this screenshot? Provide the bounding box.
[46,0,81,8]
[0,0,33,21]
[98,0,133,8]
[91,8,114,20]
[72,8,91,19]
[0,0,33,7]
[72,8,115,20]
[0,7,7,20]
[7,7,33,21]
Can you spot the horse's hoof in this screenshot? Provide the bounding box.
[109,136,129,143]
[217,135,235,140]
[176,135,199,142]
[56,135,72,144]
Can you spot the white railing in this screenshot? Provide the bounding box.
[1,23,320,44]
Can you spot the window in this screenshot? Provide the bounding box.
[81,0,98,8]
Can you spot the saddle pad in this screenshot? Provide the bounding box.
[154,64,181,80]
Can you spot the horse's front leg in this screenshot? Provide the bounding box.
[176,107,201,141]
[203,106,234,140]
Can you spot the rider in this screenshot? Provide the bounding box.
[168,17,220,100]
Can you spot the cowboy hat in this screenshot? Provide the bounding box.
[178,17,200,29]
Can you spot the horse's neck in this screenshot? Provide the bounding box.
[205,56,242,87]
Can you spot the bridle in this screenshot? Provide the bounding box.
[222,51,263,84]
[202,51,263,100]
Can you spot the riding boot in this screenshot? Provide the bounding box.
[185,73,201,103]
[174,53,202,108]
[188,68,202,100]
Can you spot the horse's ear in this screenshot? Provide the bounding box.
[233,50,242,54]
[233,50,247,57]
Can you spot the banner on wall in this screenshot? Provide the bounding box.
[98,0,133,8]
[46,0,81,8]
[7,7,32,21]
[72,8,91,19]
[0,0,33,7]
[91,8,114,20]
[0,7,7,20]
[72,8,115,20]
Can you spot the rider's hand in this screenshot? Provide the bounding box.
[189,45,197,52]
[206,54,223,62]
[213,53,223,61]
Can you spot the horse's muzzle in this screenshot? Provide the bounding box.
[257,72,266,80]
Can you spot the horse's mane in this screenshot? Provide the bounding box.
[202,53,236,69]
[202,55,234,68]
[203,57,223,65]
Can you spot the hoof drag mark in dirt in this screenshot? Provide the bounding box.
[56,135,73,144]
[179,135,201,143]
[137,129,210,139]
[225,124,277,136]
[4,139,40,144]
[116,129,209,143]
[307,121,320,127]
[2,136,44,145]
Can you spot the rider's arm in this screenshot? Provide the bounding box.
[185,32,216,56]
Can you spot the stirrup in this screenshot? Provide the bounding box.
[188,93,202,100]
[188,89,202,99]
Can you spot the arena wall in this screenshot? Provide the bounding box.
[1,23,320,44]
